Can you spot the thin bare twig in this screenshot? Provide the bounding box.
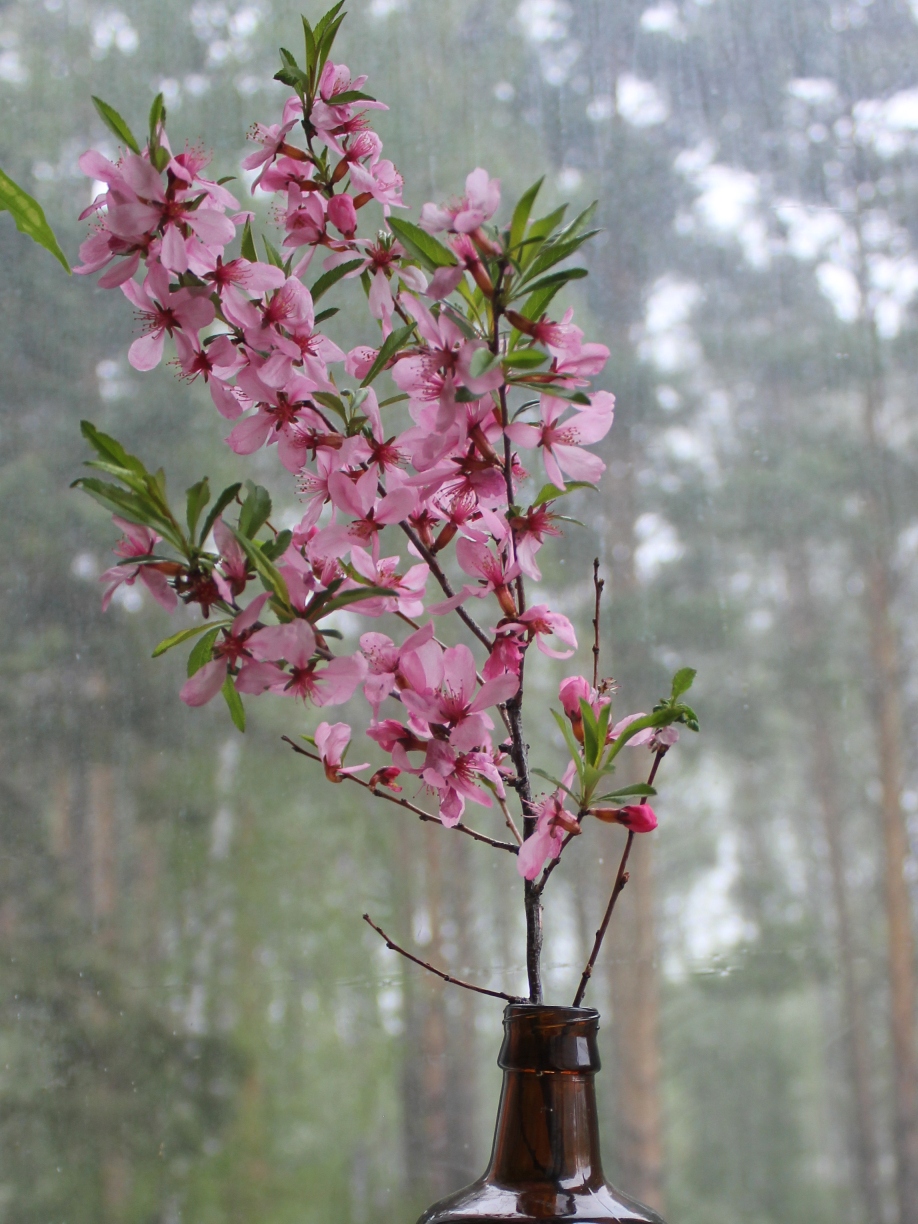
[398,519,493,651]
[363,913,525,1003]
[497,795,524,846]
[570,747,667,1007]
[592,558,604,690]
[282,737,518,853]
[571,830,634,1007]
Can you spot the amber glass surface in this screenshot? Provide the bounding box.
[417,1005,665,1224]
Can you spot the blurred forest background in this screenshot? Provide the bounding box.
[4,0,918,1221]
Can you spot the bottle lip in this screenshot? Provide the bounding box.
[498,1003,602,1072]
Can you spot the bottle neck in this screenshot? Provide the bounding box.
[486,1067,605,1189]
[485,1003,606,1191]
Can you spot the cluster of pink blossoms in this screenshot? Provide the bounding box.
[75,25,688,892]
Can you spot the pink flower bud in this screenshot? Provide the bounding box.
[617,804,658,833]
[327,193,358,237]
[558,675,590,720]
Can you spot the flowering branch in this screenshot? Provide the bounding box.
[71,2,699,1007]
[363,913,525,1003]
[282,737,518,853]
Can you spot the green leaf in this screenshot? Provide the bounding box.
[262,235,286,269]
[80,421,146,475]
[551,708,585,786]
[325,89,377,104]
[199,482,243,545]
[237,482,272,539]
[72,477,170,536]
[531,385,591,406]
[240,219,258,263]
[301,18,317,69]
[509,176,544,253]
[188,627,221,676]
[315,4,347,70]
[91,96,141,154]
[360,322,415,387]
[313,585,399,617]
[387,217,457,271]
[531,767,578,801]
[222,673,246,732]
[593,783,657,802]
[532,480,597,507]
[596,701,611,753]
[502,348,548,370]
[579,697,600,767]
[314,306,340,325]
[517,267,589,297]
[467,348,503,381]
[310,258,363,302]
[312,391,349,426]
[262,529,293,562]
[670,667,697,700]
[153,622,224,659]
[519,205,567,267]
[148,92,166,140]
[186,478,210,539]
[229,527,291,610]
[0,167,70,272]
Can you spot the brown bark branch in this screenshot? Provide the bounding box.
[398,519,493,651]
[592,558,604,689]
[572,830,634,1008]
[281,737,518,853]
[363,913,525,1003]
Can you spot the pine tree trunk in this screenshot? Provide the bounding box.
[785,551,884,1223]
[611,832,666,1215]
[857,316,918,1224]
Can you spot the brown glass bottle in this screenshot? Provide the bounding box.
[417,1004,664,1224]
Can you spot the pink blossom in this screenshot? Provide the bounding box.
[121,264,215,371]
[505,392,614,490]
[419,168,500,234]
[348,547,429,618]
[601,804,658,833]
[180,593,270,707]
[517,789,576,880]
[421,741,506,827]
[314,721,370,782]
[239,618,367,706]
[516,605,577,659]
[400,643,518,753]
[99,517,178,613]
[327,192,358,238]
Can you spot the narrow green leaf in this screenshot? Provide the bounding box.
[502,349,548,370]
[520,205,568,267]
[314,306,340,324]
[517,267,589,297]
[325,89,376,104]
[314,585,399,617]
[153,622,223,659]
[596,701,612,754]
[229,527,291,609]
[72,478,175,538]
[509,176,544,253]
[670,667,697,700]
[237,482,272,539]
[310,258,363,302]
[301,17,317,68]
[579,697,600,767]
[262,529,293,562]
[594,783,658,802]
[240,219,258,263]
[221,674,246,732]
[188,627,221,676]
[387,217,457,271]
[467,348,503,381]
[262,235,286,269]
[551,708,586,786]
[532,481,597,507]
[148,92,166,140]
[80,421,146,475]
[0,167,70,272]
[91,96,141,154]
[199,482,242,545]
[186,478,210,539]
[360,322,415,387]
[531,767,578,801]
